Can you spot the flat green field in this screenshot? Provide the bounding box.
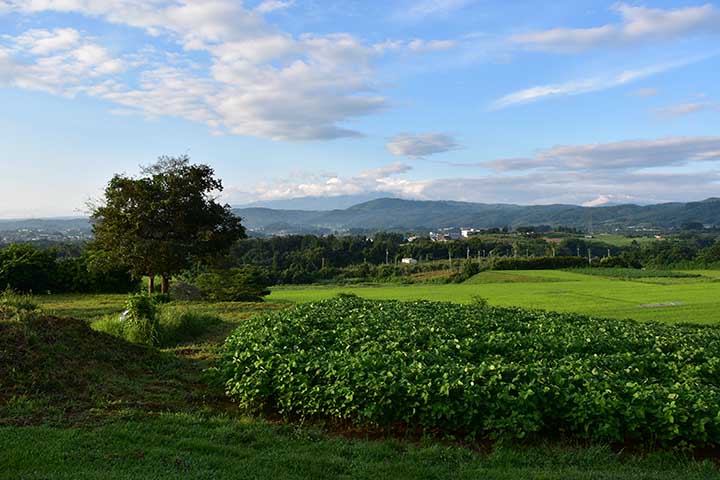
[269,269,720,324]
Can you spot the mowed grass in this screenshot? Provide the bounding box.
[4,413,720,480]
[269,269,720,324]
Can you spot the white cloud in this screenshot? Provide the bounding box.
[243,165,720,206]
[0,48,18,85]
[407,39,457,52]
[513,3,720,53]
[12,28,80,54]
[655,101,715,117]
[252,163,416,200]
[386,133,460,158]
[490,59,703,109]
[0,1,395,141]
[482,136,720,172]
[631,87,659,97]
[400,0,477,20]
[255,0,293,14]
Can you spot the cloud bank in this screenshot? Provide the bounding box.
[0,0,451,141]
[386,133,460,158]
[513,3,720,53]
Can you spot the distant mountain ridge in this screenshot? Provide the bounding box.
[238,193,396,211]
[2,198,719,235]
[233,197,720,233]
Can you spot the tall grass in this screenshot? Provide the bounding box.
[93,302,221,348]
[0,288,40,320]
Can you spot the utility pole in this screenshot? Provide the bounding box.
[467,247,470,260]
[449,249,453,270]
[588,248,592,265]
[321,257,325,269]
[577,246,580,257]
[385,249,389,265]
[607,248,611,258]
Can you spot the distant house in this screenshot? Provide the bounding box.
[461,228,481,238]
[401,257,418,265]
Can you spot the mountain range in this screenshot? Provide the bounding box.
[232,197,720,234]
[2,197,719,235]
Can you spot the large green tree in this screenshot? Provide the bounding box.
[90,156,245,293]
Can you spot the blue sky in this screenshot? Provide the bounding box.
[1,0,719,217]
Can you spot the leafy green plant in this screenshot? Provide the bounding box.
[194,267,271,302]
[120,293,159,346]
[0,288,40,321]
[222,297,720,448]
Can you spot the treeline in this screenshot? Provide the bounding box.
[225,233,720,284]
[0,244,137,294]
[2,232,719,293]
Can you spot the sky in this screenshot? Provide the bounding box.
[1,0,719,217]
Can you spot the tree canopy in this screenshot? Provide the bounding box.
[90,155,245,293]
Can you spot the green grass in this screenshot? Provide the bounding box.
[268,269,720,323]
[591,234,660,247]
[3,413,719,480]
[3,283,720,478]
[570,268,702,279]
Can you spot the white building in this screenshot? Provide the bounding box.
[401,257,418,265]
[461,228,481,238]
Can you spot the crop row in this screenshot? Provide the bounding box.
[221,296,720,447]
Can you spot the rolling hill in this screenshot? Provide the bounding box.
[233,197,720,233]
[2,198,719,236]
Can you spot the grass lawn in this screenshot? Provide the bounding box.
[268,269,720,323]
[4,413,719,480]
[3,272,720,479]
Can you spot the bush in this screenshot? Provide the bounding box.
[0,244,56,293]
[490,256,587,270]
[194,267,270,302]
[598,256,641,269]
[451,260,482,283]
[222,297,720,448]
[122,293,159,346]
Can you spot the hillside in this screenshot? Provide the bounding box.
[2,198,719,235]
[233,197,720,233]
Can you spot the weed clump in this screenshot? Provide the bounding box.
[93,293,221,348]
[0,288,40,321]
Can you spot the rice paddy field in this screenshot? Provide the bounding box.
[268,269,720,324]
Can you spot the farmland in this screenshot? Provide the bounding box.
[269,269,720,324]
[3,268,720,479]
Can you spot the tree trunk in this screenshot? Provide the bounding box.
[148,275,155,294]
[161,276,170,294]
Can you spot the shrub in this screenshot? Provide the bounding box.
[572,268,701,279]
[120,293,159,346]
[194,267,271,302]
[451,260,482,283]
[490,256,587,270]
[222,297,720,448]
[598,256,641,269]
